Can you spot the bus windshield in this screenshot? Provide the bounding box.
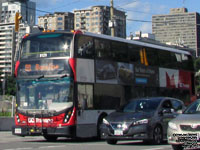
[17,77,73,112]
[21,33,73,59]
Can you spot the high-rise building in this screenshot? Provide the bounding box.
[152,8,200,56]
[38,12,74,31]
[0,0,36,79]
[0,0,35,25]
[74,6,126,38]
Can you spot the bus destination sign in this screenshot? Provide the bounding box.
[18,59,70,76]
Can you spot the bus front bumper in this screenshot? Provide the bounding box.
[12,125,75,137]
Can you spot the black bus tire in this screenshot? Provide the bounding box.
[43,135,58,141]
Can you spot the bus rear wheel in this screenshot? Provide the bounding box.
[43,135,58,141]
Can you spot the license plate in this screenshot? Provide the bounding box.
[114,130,123,136]
[15,128,21,134]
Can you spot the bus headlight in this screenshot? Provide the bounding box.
[16,115,20,123]
[63,110,72,123]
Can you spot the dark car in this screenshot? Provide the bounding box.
[100,97,185,145]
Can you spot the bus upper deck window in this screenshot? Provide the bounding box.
[77,36,94,58]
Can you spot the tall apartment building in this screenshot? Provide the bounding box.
[152,8,200,56]
[1,0,35,25]
[0,0,36,78]
[74,6,126,38]
[38,12,74,31]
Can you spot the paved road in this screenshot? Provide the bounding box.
[0,132,173,150]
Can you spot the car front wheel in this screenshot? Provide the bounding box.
[152,126,163,144]
[106,139,117,145]
[172,144,183,150]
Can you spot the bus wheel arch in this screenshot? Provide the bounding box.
[97,112,108,139]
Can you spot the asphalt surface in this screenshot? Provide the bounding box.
[0,131,174,150]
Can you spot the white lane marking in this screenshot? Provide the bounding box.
[16,148,33,150]
[39,145,65,149]
[143,148,168,150]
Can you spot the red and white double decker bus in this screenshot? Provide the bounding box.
[12,30,195,141]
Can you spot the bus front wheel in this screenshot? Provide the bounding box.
[43,135,58,141]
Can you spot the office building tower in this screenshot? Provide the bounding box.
[0,0,36,79]
[152,8,200,56]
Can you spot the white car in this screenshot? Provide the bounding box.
[167,100,200,150]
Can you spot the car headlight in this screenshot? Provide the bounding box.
[168,122,178,130]
[133,119,148,125]
[103,118,109,125]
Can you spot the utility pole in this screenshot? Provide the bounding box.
[110,0,115,37]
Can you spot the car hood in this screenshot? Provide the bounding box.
[172,114,200,124]
[106,111,154,123]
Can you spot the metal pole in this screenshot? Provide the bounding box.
[110,0,114,37]
[11,96,14,117]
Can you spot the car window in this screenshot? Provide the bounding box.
[184,101,200,114]
[123,99,161,113]
[171,99,183,112]
[161,100,173,109]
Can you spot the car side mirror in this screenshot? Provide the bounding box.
[176,109,183,114]
[162,108,174,114]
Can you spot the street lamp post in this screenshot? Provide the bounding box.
[110,0,115,37]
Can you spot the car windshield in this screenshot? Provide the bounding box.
[184,100,200,114]
[21,33,73,59]
[122,99,161,113]
[17,77,73,112]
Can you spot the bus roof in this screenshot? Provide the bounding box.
[83,31,191,55]
[25,30,191,56]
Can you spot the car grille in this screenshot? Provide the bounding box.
[180,125,200,131]
[109,122,132,135]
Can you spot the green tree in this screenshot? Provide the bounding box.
[194,57,200,72]
[194,57,200,94]
[5,75,16,96]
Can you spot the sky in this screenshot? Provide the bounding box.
[31,0,200,36]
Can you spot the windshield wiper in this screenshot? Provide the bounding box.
[37,75,44,80]
[60,74,69,78]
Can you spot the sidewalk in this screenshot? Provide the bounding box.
[0,117,14,131]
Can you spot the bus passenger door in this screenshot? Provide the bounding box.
[76,84,96,138]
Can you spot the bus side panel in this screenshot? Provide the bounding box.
[76,58,94,83]
[76,110,98,138]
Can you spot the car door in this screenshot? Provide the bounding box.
[159,99,175,137]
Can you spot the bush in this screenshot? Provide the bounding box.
[0,111,11,117]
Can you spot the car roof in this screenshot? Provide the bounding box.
[129,97,180,102]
